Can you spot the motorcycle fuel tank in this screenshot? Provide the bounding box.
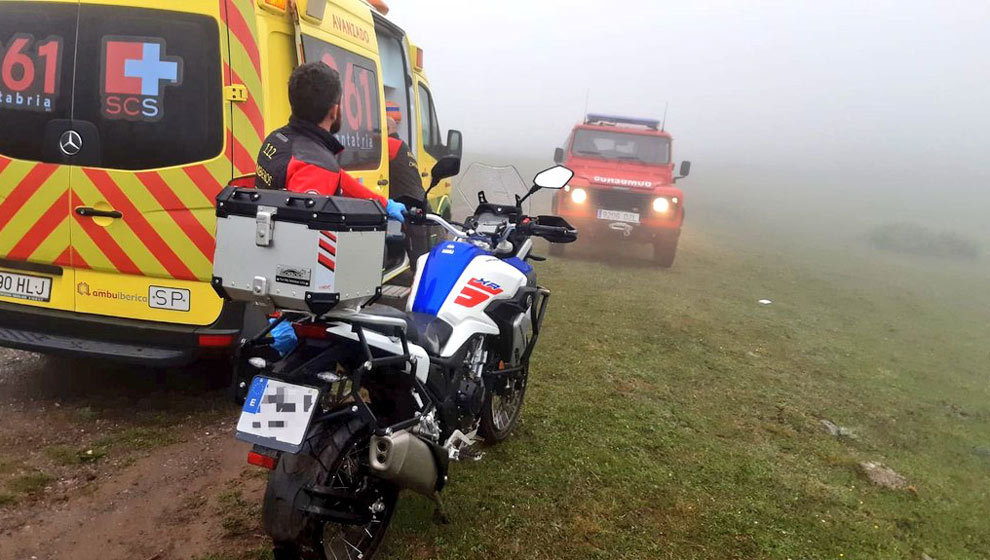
[407,241,528,356]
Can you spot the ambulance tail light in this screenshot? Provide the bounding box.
[228,175,256,189]
[415,47,424,71]
[199,334,235,347]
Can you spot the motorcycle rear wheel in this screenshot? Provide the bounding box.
[265,417,398,560]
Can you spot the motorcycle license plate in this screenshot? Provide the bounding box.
[235,376,321,453]
[596,209,640,224]
[0,271,52,302]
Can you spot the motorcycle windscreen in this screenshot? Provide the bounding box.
[451,162,531,222]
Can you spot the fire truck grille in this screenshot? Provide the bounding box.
[591,189,651,213]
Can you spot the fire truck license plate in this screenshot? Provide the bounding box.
[0,271,52,302]
[597,209,640,224]
[236,377,321,453]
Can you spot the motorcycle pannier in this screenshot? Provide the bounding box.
[212,187,387,314]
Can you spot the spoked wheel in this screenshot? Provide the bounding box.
[479,350,529,443]
[265,418,398,560]
[317,442,396,560]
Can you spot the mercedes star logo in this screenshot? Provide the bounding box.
[59,130,82,156]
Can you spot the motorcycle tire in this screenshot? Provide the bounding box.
[479,356,529,444]
[264,416,398,560]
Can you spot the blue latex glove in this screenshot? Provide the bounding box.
[386,199,407,223]
[268,319,299,357]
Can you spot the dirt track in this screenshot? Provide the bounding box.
[0,348,267,560]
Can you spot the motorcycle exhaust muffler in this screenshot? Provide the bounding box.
[369,431,446,498]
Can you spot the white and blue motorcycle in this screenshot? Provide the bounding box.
[236,160,577,559]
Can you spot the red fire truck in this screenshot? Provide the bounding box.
[550,114,691,267]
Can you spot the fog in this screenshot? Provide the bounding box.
[390,0,990,239]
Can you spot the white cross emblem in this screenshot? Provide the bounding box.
[124,43,180,97]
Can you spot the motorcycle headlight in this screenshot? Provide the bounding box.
[652,197,671,213]
[571,188,588,204]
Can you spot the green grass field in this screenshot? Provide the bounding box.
[377,209,990,559]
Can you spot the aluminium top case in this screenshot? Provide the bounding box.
[212,187,387,314]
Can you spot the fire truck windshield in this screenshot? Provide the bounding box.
[571,129,671,165]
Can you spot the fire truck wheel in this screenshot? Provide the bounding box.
[653,233,680,268]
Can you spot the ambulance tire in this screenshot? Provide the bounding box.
[653,232,680,268]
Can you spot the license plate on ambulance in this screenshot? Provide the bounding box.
[597,209,640,224]
[236,377,321,453]
[0,271,52,302]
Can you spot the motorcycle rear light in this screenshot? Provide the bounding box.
[247,450,278,470]
[292,323,331,339]
[198,334,234,347]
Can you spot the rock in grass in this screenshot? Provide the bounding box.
[820,419,857,439]
[858,461,909,490]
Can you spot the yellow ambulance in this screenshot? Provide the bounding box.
[0,0,461,365]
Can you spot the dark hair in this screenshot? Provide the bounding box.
[288,62,342,124]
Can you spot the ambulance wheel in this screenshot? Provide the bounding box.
[653,233,680,268]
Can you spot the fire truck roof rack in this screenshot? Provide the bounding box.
[585,114,661,130]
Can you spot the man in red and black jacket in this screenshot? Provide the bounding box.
[254,62,406,222]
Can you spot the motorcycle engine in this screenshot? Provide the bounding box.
[439,377,485,433]
[456,378,485,418]
[440,338,489,433]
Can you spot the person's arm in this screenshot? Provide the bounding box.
[338,170,387,205]
[286,159,385,205]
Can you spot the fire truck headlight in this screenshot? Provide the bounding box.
[652,197,671,213]
[571,188,588,204]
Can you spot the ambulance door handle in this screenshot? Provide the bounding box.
[378,179,389,186]
[76,207,122,219]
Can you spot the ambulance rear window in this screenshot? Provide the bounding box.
[300,35,383,171]
[0,1,76,162]
[73,6,223,170]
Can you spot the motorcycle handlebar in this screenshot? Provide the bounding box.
[415,212,576,245]
[520,222,577,242]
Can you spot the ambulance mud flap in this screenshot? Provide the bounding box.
[211,276,230,300]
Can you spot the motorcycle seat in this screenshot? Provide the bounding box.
[362,304,453,356]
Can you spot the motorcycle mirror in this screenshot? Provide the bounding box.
[427,155,461,192]
[533,165,574,190]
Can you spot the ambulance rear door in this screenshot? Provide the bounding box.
[291,0,388,199]
[67,1,234,326]
[414,78,451,216]
[0,0,78,312]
